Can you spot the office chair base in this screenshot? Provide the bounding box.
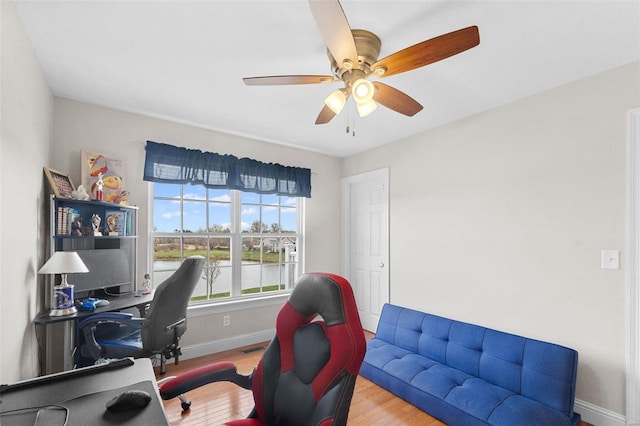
[158,345,182,375]
[179,395,191,411]
[157,376,191,411]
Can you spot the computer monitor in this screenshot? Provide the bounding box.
[68,248,133,297]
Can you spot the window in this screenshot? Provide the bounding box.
[151,183,302,304]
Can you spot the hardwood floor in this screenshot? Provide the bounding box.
[155,339,592,426]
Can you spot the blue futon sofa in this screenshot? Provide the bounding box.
[360,304,580,426]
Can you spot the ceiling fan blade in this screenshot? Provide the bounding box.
[243,75,337,86]
[372,82,423,117]
[308,0,359,69]
[315,104,337,125]
[371,26,480,78]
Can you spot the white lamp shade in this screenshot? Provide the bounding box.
[357,99,378,117]
[352,79,375,104]
[324,89,347,115]
[38,251,89,274]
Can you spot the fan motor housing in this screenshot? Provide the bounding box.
[328,29,381,78]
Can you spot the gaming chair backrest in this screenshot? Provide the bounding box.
[251,272,366,426]
[141,255,206,352]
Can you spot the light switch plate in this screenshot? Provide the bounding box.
[601,250,620,270]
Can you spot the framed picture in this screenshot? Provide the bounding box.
[80,150,129,204]
[43,167,75,199]
[105,209,128,236]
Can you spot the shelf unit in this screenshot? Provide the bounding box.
[38,195,139,374]
[49,195,138,297]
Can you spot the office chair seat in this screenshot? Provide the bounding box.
[78,255,206,374]
[158,272,366,426]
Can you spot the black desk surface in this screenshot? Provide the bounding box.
[0,358,168,425]
[34,291,155,325]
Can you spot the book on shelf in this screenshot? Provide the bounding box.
[56,206,67,235]
[125,210,132,236]
[56,207,82,235]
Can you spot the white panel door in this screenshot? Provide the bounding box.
[342,168,389,332]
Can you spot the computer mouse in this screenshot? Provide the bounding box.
[105,390,151,412]
[95,299,109,307]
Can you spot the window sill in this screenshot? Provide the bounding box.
[187,292,291,319]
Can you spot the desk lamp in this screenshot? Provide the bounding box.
[38,251,89,316]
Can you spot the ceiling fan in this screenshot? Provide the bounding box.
[243,0,480,125]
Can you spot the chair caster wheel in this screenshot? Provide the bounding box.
[181,400,191,411]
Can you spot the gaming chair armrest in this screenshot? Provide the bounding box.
[158,361,252,400]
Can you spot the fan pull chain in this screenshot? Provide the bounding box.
[345,103,356,137]
[346,121,355,137]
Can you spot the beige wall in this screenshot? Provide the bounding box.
[0,1,54,382]
[51,98,343,350]
[343,61,640,416]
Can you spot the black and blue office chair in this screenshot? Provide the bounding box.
[78,255,206,374]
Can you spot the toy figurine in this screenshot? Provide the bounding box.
[95,172,104,201]
[141,273,152,294]
[106,214,118,236]
[71,216,83,236]
[91,213,102,236]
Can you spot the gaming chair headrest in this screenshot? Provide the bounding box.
[288,273,348,327]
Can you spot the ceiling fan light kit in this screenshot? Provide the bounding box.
[356,99,377,118]
[352,78,375,104]
[243,0,480,126]
[325,88,348,115]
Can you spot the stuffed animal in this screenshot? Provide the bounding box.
[71,185,90,201]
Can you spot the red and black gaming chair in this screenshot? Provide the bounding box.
[158,272,366,426]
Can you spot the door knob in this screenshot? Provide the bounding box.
[379,262,384,268]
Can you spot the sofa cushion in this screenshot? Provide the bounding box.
[445,377,514,420]
[487,395,574,426]
[384,353,439,383]
[446,321,486,376]
[394,308,425,352]
[364,338,413,370]
[417,313,452,363]
[521,339,578,416]
[410,363,472,399]
[479,330,526,393]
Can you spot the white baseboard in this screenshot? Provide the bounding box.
[575,398,626,426]
[180,329,275,361]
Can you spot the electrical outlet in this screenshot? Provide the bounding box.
[601,249,620,270]
[223,315,230,327]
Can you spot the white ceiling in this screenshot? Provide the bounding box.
[14,1,640,158]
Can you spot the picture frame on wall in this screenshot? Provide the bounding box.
[80,150,129,204]
[43,167,75,199]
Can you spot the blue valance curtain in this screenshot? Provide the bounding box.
[143,140,311,198]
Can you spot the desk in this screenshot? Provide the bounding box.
[34,291,155,374]
[35,291,155,325]
[0,358,168,425]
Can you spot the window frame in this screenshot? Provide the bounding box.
[149,183,305,306]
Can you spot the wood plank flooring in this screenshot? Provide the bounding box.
[155,337,592,426]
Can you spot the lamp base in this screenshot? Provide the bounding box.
[50,306,78,317]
